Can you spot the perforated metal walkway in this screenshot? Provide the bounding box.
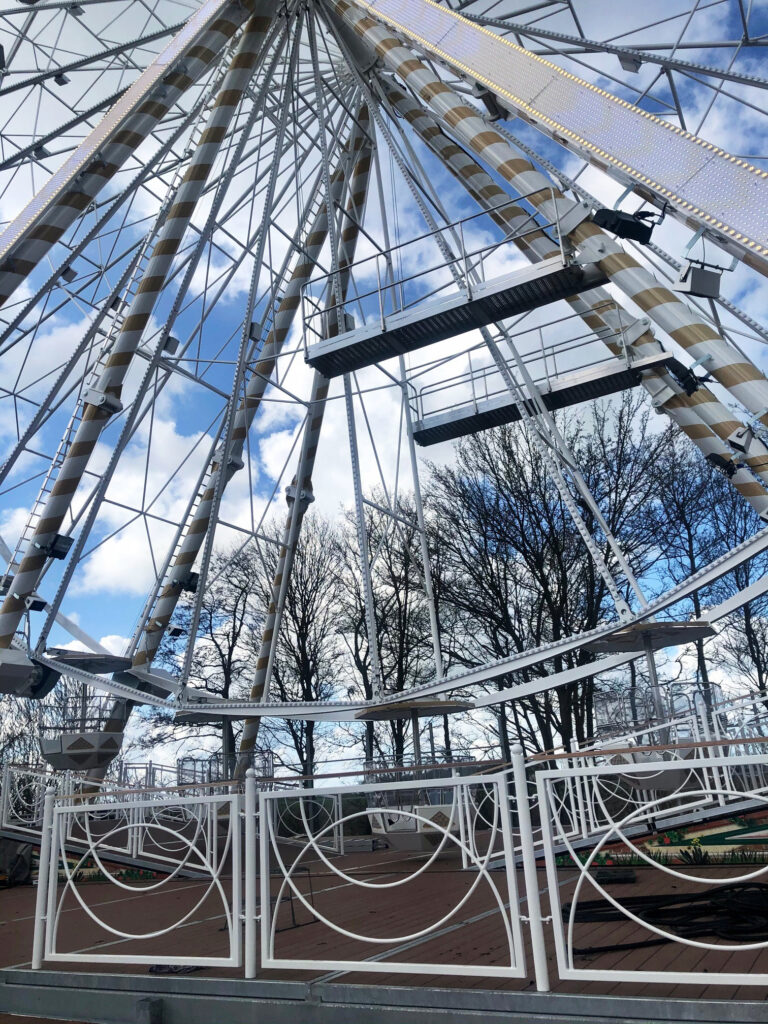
[305,257,608,377]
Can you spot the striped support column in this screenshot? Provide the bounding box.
[236,116,373,774]
[132,112,372,671]
[0,0,259,306]
[378,81,768,517]
[329,3,768,512]
[0,9,275,650]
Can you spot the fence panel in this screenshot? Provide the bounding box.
[38,790,242,968]
[537,754,768,988]
[257,772,527,979]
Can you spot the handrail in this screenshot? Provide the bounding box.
[529,734,768,762]
[60,757,504,801]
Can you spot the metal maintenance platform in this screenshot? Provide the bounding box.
[305,256,608,377]
[412,350,674,446]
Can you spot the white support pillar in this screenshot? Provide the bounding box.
[31,786,56,970]
[511,745,550,992]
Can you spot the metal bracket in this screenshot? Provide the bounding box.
[285,482,315,506]
[650,384,677,408]
[619,317,652,347]
[689,353,713,371]
[575,233,612,263]
[554,199,591,239]
[83,386,123,417]
[214,446,244,472]
[612,184,634,210]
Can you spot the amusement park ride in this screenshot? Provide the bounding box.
[0,1,768,1021]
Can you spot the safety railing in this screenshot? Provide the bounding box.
[1,763,54,836]
[33,786,241,969]
[537,754,768,988]
[255,770,528,980]
[407,306,632,425]
[300,191,568,348]
[26,741,768,992]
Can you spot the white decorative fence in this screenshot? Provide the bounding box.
[33,787,242,969]
[20,737,768,994]
[257,771,530,980]
[1,764,53,836]
[537,754,768,988]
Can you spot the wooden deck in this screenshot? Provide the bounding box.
[1,841,767,1006]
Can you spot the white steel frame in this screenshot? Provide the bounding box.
[538,754,768,987]
[257,771,528,979]
[34,788,242,968]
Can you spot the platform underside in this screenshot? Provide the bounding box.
[413,351,673,446]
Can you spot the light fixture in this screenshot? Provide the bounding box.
[672,258,723,299]
[618,52,643,74]
[592,204,666,244]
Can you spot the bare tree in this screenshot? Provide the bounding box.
[258,514,344,779]
[428,393,674,753]
[337,494,436,765]
[136,546,265,771]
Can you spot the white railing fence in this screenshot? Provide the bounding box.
[1,763,54,836]
[33,787,241,969]
[537,754,768,988]
[256,770,532,981]
[24,741,768,993]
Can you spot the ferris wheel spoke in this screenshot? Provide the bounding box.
[0,0,767,770]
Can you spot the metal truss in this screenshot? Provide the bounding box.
[0,0,766,762]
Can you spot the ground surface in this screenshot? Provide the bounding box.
[1,837,767,1008]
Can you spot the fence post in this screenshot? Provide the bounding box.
[454,769,469,870]
[0,763,9,829]
[32,786,56,970]
[695,692,725,804]
[244,769,257,979]
[259,790,271,969]
[511,745,550,992]
[336,793,345,856]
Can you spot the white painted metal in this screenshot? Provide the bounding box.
[537,755,768,986]
[257,772,527,978]
[346,0,768,275]
[41,789,242,967]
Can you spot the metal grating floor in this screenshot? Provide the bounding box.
[305,257,608,377]
[413,351,674,446]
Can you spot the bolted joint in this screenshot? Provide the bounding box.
[471,83,505,121]
[285,482,315,507]
[214,446,244,473]
[83,386,123,417]
[728,425,754,455]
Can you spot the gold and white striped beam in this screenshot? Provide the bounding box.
[334,0,768,278]
[0,0,262,307]
[329,1,768,483]
[131,112,372,672]
[0,6,276,650]
[378,104,768,499]
[374,80,768,518]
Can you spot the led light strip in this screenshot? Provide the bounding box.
[356,0,768,268]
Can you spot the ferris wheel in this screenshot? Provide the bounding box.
[0,0,767,771]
